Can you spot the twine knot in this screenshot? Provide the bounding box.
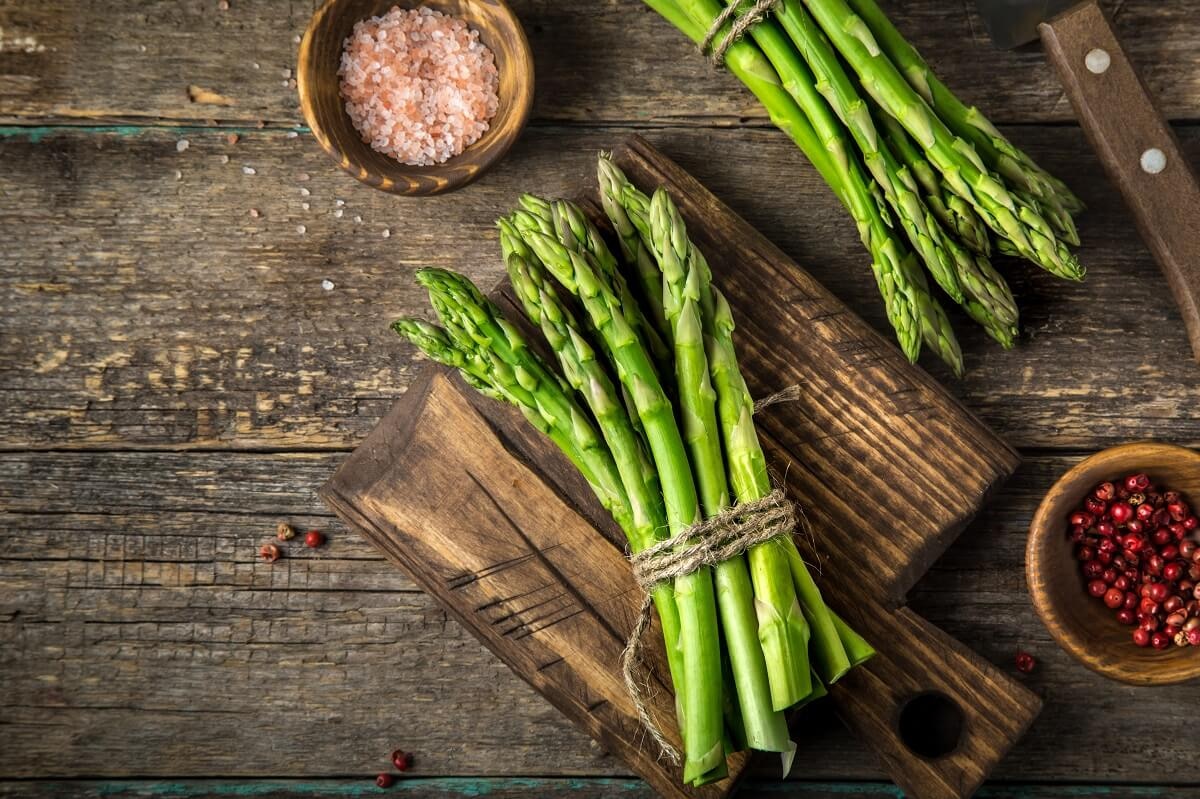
[700,0,781,68]
[620,488,798,763]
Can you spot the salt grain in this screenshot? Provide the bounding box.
[298,172,310,181]
[293,34,302,44]
[300,187,310,196]
[333,209,344,218]
[252,61,260,70]
[281,68,291,78]
[286,131,299,138]
[218,0,229,9]
[296,224,307,234]
[218,154,230,164]
[335,199,345,207]
[301,202,310,210]
[173,169,183,180]
[139,44,147,52]
[176,139,189,152]
[382,228,391,238]
[337,6,500,166]
[249,208,260,218]
[242,166,256,175]
[353,215,362,223]
[321,279,335,291]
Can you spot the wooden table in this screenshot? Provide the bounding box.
[1,1,1198,797]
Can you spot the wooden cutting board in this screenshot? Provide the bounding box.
[321,136,1041,799]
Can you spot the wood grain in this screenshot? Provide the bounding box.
[322,138,1038,799]
[3,449,1200,783]
[297,0,533,195]
[1040,1,1200,360]
[2,779,1197,799]
[2,125,1198,452]
[1,1,1199,126]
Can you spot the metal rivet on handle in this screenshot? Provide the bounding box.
[1085,48,1111,74]
[1140,148,1167,175]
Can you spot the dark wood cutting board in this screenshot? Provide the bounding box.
[321,136,1041,799]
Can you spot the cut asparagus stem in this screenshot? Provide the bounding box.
[799,0,1083,282]
[830,609,877,667]
[648,187,795,750]
[515,221,727,785]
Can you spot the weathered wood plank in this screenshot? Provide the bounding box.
[0,779,1194,799]
[0,1,1198,125]
[1,450,1198,783]
[2,125,1197,451]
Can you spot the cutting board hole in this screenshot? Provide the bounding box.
[897,691,964,759]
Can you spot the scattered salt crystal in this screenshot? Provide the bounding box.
[242,166,256,175]
[281,80,290,87]
[138,44,147,52]
[249,208,260,218]
[293,34,302,44]
[334,199,345,207]
[296,224,306,234]
[218,154,230,164]
[301,202,310,210]
[218,0,229,9]
[173,169,182,180]
[321,279,335,291]
[176,139,189,152]
[252,61,260,70]
[382,228,391,239]
[298,172,310,181]
[281,68,291,78]
[333,209,344,218]
[300,187,310,196]
[287,79,296,89]
[353,215,362,223]
[337,6,500,166]
[286,131,299,138]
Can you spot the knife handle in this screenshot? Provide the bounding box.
[1039,0,1200,362]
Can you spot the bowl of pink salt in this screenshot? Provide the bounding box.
[298,0,533,196]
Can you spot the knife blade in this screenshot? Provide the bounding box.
[974,0,1078,49]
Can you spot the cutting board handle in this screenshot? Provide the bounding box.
[1039,0,1200,361]
[828,603,1041,799]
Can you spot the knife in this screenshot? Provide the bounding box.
[975,0,1200,361]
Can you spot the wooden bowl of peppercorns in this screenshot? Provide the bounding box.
[1028,442,1200,685]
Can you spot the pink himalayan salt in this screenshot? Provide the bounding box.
[338,6,499,167]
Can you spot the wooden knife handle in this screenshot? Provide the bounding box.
[1039,1,1200,361]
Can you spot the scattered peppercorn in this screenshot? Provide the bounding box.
[391,749,413,771]
[375,773,394,788]
[259,543,281,563]
[305,530,325,548]
[277,522,295,541]
[1014,651,1036,673]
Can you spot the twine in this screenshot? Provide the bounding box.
[620,488,797,763]
[700,0,781,68]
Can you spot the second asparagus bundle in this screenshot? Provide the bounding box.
[393,154,874,787]
[641,0,1085,374]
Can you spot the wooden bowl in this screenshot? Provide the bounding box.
[1027,442,1200,684]
[297,0,533,195]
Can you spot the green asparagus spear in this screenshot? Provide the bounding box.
[648,188,797,751]
[843,0,1084,228]
[515,225,727,785]
[638,0,924,364]
[799,0,1083,281]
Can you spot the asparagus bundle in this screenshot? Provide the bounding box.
[641,0,1085,372]
[394,161,874,787]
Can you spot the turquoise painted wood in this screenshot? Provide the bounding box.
[0,781,1188,798]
